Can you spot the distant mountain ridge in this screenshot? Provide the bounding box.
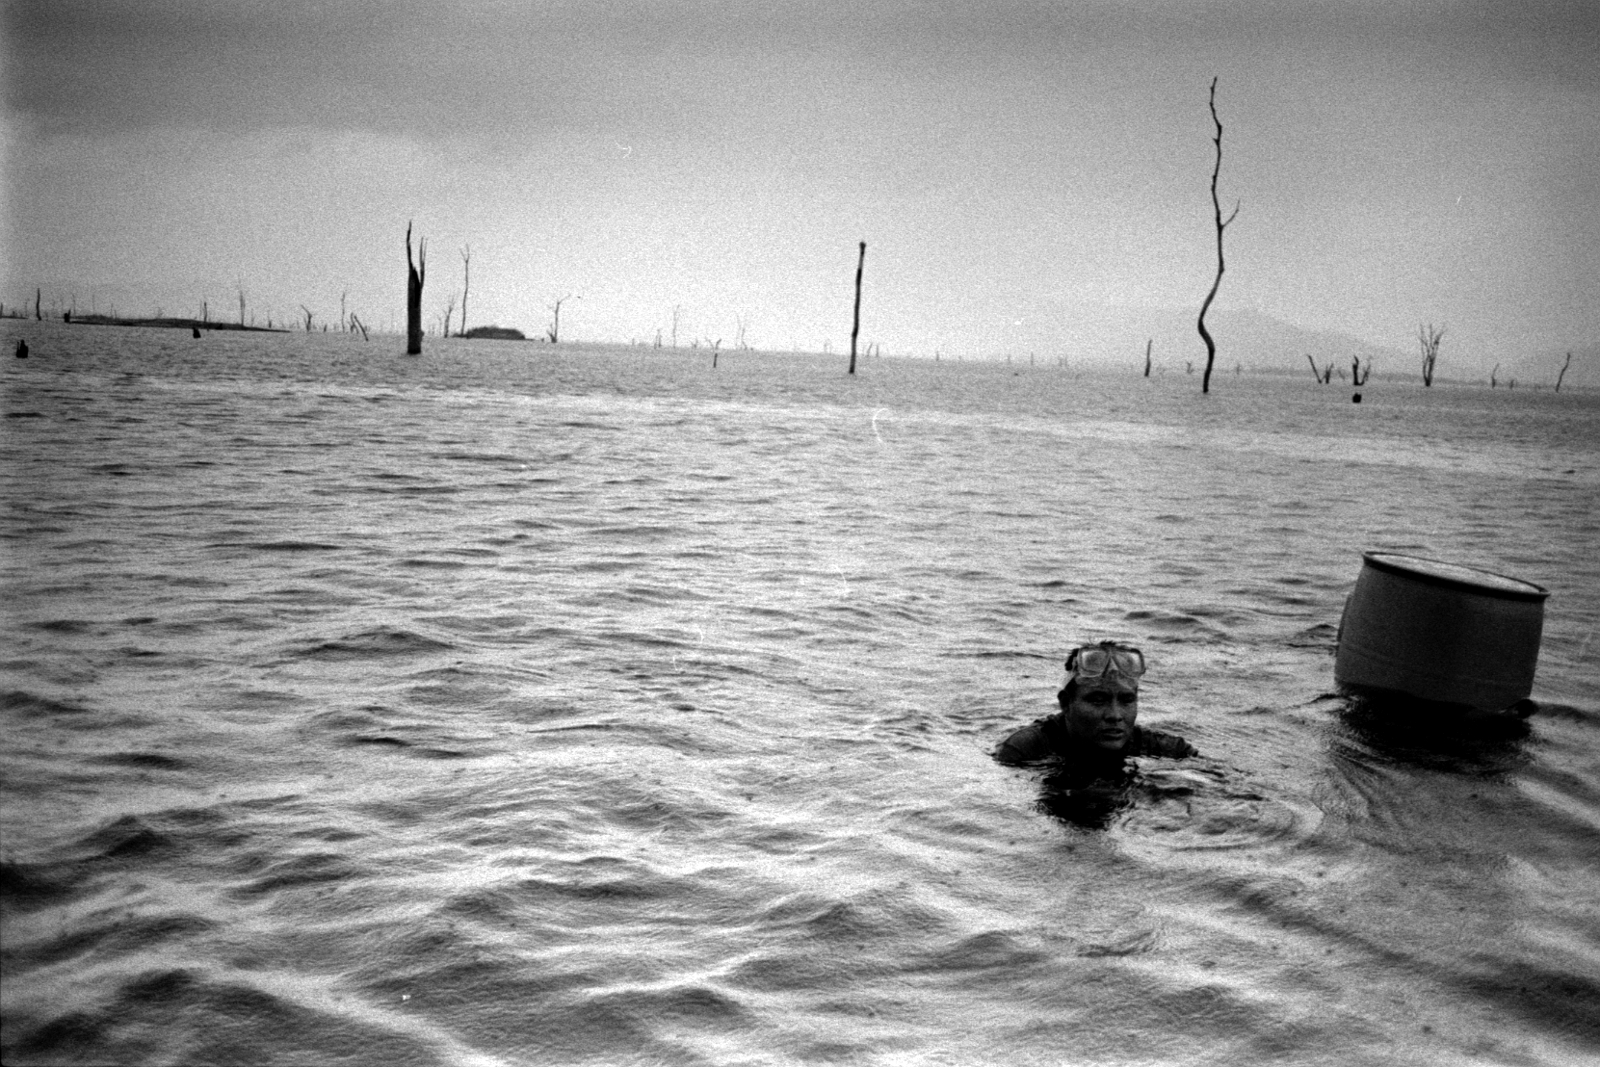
[1024,302,1407,378]
[1018,303,1594,388]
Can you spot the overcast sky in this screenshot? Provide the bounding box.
[3,0,1597,371]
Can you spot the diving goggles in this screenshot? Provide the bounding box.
[1066,643,1145,680]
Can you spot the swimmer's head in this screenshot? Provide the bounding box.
[1058,642,1143,751]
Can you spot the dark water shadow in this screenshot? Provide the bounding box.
[1329,687,1533,776]
[1033,760,1140,831]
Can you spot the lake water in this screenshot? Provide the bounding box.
[3,321,1598,1066]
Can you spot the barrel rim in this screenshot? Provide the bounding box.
[1361,551,1550,601]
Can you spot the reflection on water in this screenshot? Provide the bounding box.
[1332,688,1534,772]
[3,323,1598,1065]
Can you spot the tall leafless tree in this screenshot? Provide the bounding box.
[1196,77,1239,395]
[1555,352,1572,393]
[459,245,471,337]
[848,241,866,375]
[406,221,426,355]
[1144,338,1153,377]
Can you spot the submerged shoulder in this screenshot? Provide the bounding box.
[994,716,1060,765]
[1135,727,1197,759]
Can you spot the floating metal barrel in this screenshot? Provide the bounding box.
[1334,552,1549,712]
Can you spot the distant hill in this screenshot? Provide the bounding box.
[1020,301,1408,380]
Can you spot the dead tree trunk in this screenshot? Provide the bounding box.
[1418,324,1443,386]
[1555,352,1572,392]
[1490,363,1499,388]
[848,241,866,376]
[547,295,571,343]
[459,245,471,338]
[1144,338,1153,377]
[300,305,314,332]
[406,221,426,356]
[1197,77,1239,395]
[1306,354,1322,382]
[35,288,41,321]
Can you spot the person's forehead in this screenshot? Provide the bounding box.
[1077,677,1139,695]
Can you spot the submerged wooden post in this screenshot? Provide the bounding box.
[459,244,471,338]
[848,241,865,375]
[406,221,426,356]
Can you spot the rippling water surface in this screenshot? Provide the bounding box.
[3,322,1598,1066]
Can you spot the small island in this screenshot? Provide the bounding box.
[65,314,286,333]
[460,325,526,341]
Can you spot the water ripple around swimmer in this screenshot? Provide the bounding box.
[1115,763,1325,855]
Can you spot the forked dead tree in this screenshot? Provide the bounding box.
[406,221,427,355]
[1352,356,1372,386]
[1197,77,1239,395]
[1419,324,1443,386]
